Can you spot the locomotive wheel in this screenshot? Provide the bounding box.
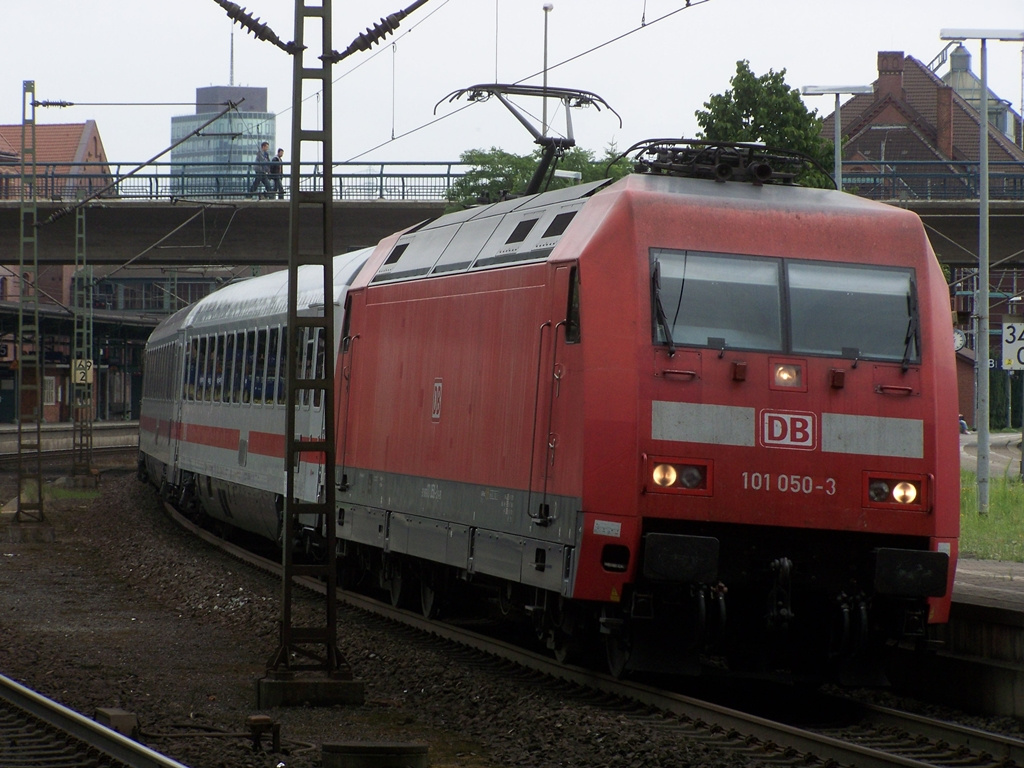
[388,568,404,607]
[605,631,632,678]
[420,579,438,619]
[552,628,583,665]
[497,582,515,616]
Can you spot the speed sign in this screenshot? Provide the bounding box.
[1002,323,1024,370]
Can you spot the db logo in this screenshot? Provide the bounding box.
[760,410,816,450]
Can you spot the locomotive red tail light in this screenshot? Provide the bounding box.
[864,473,927,510]
[646,457,712,495]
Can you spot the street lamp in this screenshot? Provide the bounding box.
[941,28,1024,515]
[542,3,553,137]
[800,85,873,191]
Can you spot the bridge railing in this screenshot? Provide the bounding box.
[842,160,1024,202]
[0,160,472,202]
[1,158,1023,202]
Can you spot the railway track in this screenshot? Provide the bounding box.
[0,445,137,472]
[164,500,1024,768]
[0,672,190,768]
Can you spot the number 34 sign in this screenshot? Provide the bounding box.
[73,359,94,384]
[1002,324,1024,370]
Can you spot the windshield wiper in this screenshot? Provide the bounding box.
[652,260,676,356]
[902,279,920,371]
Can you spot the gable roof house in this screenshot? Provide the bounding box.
[0,121,112,201]
[820,49,1024,428]
[826,50,1024,204]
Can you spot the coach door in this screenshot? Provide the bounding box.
[294,325,327,503]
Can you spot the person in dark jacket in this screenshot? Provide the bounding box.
[248,142,272,198]
[270,148,285,199]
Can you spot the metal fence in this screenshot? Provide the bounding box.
[1,158,1023,203]
[0,160,471,203]
[842,160,1024,202]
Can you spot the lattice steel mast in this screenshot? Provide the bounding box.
[16,80,44,523]
[71,204,94,478]
[213,0,431,681]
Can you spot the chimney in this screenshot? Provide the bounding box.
[936,86,954,158]
[877,51,906,100]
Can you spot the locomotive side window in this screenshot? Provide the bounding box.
[788,263,918,363]
[565,266,581,344]
[651,250,782,352]
[506,218,538,244]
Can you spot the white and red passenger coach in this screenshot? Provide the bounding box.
[140,142,959,679]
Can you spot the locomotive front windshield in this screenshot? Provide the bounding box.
[651,249,920,364]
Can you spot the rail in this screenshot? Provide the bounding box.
[0,672,190,768]
[0,160,471,203]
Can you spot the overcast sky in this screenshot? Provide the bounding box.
[3,0,1024,165]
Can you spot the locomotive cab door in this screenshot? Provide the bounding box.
[530,263,583,534]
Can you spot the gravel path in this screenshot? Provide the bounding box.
[0,469,740,768]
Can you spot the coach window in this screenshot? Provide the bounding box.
[186,339,198,400]
[254,327,268,405]
[313,330,325,408]
[197,337,209,401]
[231,332,244,403]
[277,331,288,404]
[221,334,234,403]
[266,327,280,404]
[298,328,312,407]
[788,263,918,363]
[244,330,256,403]
[650,249,782,352]
[213,334,225,402]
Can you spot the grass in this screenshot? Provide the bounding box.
[959,469,1024,561]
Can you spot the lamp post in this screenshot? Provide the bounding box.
[542,3,553,137]
[941,29,1024,515]
[800,85,873,191]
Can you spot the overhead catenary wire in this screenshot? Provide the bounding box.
[347,0,711,160]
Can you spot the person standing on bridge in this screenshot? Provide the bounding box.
[270,148,285,199]
[248,142,273,199]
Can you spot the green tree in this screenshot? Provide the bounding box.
[445,147,537,208]
[695,60,833,188]
[446,142,633,210]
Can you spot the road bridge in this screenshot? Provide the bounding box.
[0,199,446,266]
[1,198,1020,270]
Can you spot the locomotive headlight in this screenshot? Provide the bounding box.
[677,465,704,489]
[864,474,926,509]
[647,458,712,495]
[868,480,891,502]
[892,481,918,504]
[652,464,677,487]
[773,363,803,388]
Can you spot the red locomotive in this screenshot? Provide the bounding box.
[140,139,959,681]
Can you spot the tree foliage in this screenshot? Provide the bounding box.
[695,60,834,188]
[445,142,632,209]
